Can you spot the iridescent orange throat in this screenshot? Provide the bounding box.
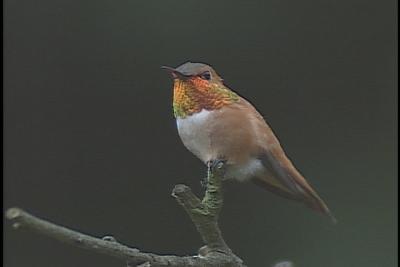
[173,77,239,118]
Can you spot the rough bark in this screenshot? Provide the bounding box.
[5,163,247,267]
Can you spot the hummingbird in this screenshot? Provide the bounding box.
[162,62,335,222]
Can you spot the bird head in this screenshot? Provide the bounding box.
[162,62,238,118]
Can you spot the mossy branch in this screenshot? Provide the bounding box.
[172,162,230,253]
[5,163,245,267]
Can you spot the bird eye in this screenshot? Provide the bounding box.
[200,71,211,80]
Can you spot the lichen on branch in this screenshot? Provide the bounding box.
[5,163,246,267]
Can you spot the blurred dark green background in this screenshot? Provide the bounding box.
[4,0,397,266]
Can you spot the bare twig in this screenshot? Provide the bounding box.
[5,164,246,267]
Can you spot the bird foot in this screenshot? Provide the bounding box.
[207,159,226,174]
[201,159,226,190]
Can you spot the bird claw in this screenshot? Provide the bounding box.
[204,159,227,188]
[207,159,226,172]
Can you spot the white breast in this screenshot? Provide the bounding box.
[176,109,213,163]
[176,108,267,182]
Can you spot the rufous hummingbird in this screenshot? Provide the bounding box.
[162,62,335,222]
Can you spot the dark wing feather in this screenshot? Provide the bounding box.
[234,97,336,222]
[252,176,304,202]
[254,148,336,223]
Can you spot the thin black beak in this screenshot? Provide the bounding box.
[161,66,187,79]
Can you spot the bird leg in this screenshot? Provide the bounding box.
[208,159,226,175]
[203,159,226,189]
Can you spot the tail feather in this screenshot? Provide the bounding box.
[253,176,336,224]
[303,193,337,224]
[256,148,336,223]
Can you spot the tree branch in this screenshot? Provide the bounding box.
[5,163,246,267]
[172,161,230,253]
